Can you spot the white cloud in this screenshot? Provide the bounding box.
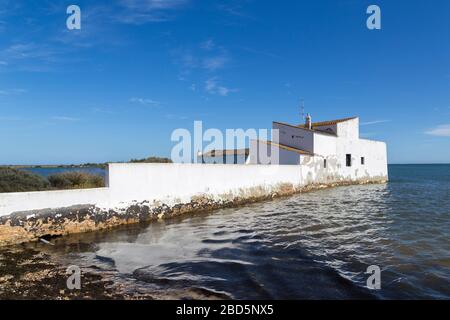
[52,116,80,122]
[172,40,231,78]
[217,2,252,19]
[117,0,189,24]
[205,77,237,96]
[425,124,450,137]
[0,88,27,95]
[202,55,229,71]
[165,113,188,120]
[130,97,161,106]
[360,119,391,126]
[0,42,68,72]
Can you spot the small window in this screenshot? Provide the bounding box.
[361,157,365,165]
[346,154,352,167]
[324,159,327,168]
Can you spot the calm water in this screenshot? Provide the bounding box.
[25,164,450,299]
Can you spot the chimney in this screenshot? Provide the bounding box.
[305,113,312,130]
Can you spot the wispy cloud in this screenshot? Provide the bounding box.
[116,0,189,24]
[425,124,450,137]
[205,77,237,96]
[0,88,27,95]
[0,42,68,72]
[91,107,117,115]
[130,97,161,106]
[165,113,188,120]
[172,45,230,74]
[217,2,253,19]
[360,119,391,126]
[52,116,80,122]
[202,55,229,71]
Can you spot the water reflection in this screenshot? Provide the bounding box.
[27,166,450,299]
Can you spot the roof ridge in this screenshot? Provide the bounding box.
[301,116,358,127]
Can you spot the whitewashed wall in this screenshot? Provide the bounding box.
[106,163,303,207]
[273,122,314,152]
[248,139,302,165]
[0,188,110,217]
[0,164,305,217]
[0,154,387,218]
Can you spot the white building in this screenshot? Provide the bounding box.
[248,116,388,182]
[0,115,388,245]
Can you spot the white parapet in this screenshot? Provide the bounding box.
[0,188,110,217]
[0,164,304,217]
[0,162,388,218]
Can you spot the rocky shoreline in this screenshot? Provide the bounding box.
[0,244,231,300]
[0,246,127,300]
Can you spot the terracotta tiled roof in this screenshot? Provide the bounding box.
[273,121,337,136]
[300,117,358,128]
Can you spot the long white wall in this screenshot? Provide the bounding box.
[106,163,303,207]
[0,164,304,217]
[0,187,110,217]
[0,158,388,218]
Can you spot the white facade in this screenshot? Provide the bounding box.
[0,117,388,219]
[249,117,388,181]
[0,163,321,217]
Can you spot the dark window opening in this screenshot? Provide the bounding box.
[361,157,365,165]
[346,154,352,167]
[324,159,327,168]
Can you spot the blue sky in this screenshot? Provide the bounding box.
[0,0,449,164]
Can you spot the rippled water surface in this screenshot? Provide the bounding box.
[27,164,450,299]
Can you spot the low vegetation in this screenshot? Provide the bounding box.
[0,168,50,193]
[0,168,104,193]
[129,156,172,163]
[0,155,169,193]
[47,172,105,189]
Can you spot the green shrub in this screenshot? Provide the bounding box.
[47,174,72,189]
[0,168,50,193]
[48,171,105,189]
[129,156,172,163]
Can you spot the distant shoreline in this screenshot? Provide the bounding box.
[0,164,107,169]
[1,163,449,168]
